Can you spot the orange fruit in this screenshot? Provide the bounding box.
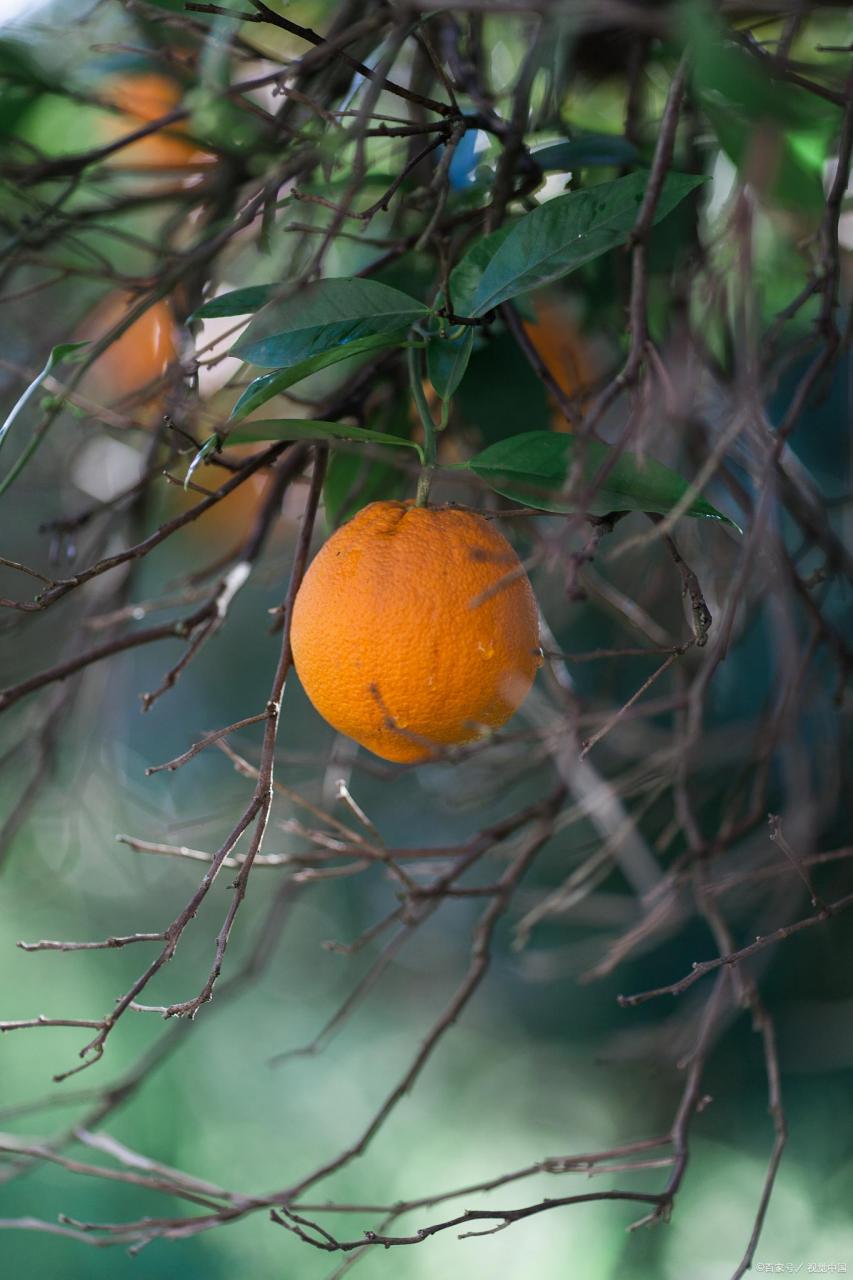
[100,72,214,171]
[523,298,596,427]
[171,446,274,547]
[77,292,271,545]
[291,501,541,763]
[82,291,179,418]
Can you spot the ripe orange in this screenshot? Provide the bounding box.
[100,72,214,171]
[82,291,179,418]
[291,501,541,763]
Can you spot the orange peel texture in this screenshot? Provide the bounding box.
[291,501,541,763]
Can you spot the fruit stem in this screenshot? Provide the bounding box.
[408,342,437,507]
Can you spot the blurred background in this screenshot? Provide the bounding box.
[0,1,851,1276]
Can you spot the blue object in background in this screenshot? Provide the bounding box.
[448,124,491,189]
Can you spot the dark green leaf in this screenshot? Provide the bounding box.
[232,278,428,369]
[0,40,52,137]
[704,101,826,214]
[466,431,739,528]
[231,333,409,421]
[683,1,836,213]
[324,446,408,528]
[456,331,550,443]
[449,221,515,317]
[224,418,424,462]
[186,90,263,157]
[324,401,412,527]
[454,171,707,317]
[684,2,832,134]
[532,135,638,170]
[191,284,276,321]
[427,327,474,426]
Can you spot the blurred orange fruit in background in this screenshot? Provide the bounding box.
[79,290,273,546]
[523,297,597,427]
[100,72,214,171]
[82,291,179,420]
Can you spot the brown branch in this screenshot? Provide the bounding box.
[618,890,853,1007]
[2,443,287,615]
[271,1189,664,1251]
[0,600,218,714]
[767,813,826,910]
[580,652,682,759]
[144,712,270,775]
[0,1017,106,1033]
[648,518,713,647]
[276,793,563,1202]
[162,449,328,1021]
[17,934,165,953]
[228,2,455,118]
[500,302,582,428]
[293,133,447,223]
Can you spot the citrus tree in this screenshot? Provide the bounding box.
[0,2,851,1276]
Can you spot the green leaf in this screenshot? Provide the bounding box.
[232,278,429,369]
[466,431,739,528]
[456,330,549,443]
[0,38,53,92]
[684,2,833,134]
[0,38,51,137]
[427,327,474,427]
[0,341,90,500]
[188,90,263,156]
[449,222,515,317]
[0,340,89,452]
[683,1,837,213]
[231,333,409,421]
[191,284,276,321]
[224,418,424,462]
[185,433,221,490]
[324,401,412,527]
[324,449,406,528]
[532,135,638,170]
[704,100,826,214]
[453,171,707,317]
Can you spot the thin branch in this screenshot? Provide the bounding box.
[17,934,165,953]
[618,891,853,1007]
